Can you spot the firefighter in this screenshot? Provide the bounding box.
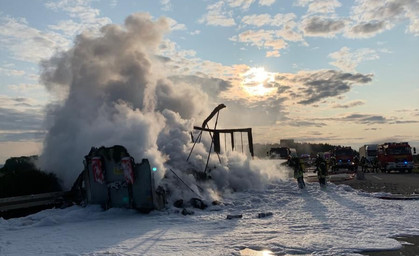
[289,154,305,189]
[314,154,328,187]
[353,155,359,172]
[371,157,379,173]
[360,156,367,172]
[330,155,337,173]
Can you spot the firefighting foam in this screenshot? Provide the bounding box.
[37,13,279,203]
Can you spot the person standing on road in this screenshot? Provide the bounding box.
[372,157,379,173]
[288,154,305,189]
[314,154,328,187]
[353,155,359,172]
[360,156,367,172]
[330,155,337,173]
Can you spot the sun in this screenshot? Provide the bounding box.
[242,67,276,97]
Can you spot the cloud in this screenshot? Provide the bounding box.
[286,120,327,127]
[296,0,342,14]
[264,38,287,50]
[241,14,272,27]
[160,0,172,11]
[316,111,419,125]
[337,113,387,124]
[276,70,373,105]
[266,50,280,57]
[199,1,236,27]
[328,47,379,72]
[348,0,419,37]
[0,96,45,141]
[332,100,365,109]
[301,16,347,37]
[8,83,45,92]
[231,29,288,56]
[241,12,298,27]
[0,131,46,143]
[239,13,304,42]
[0,95,45,112]
[165,17,187,31]
[259,0,275,6]
[0,1,111,63]
[232,29,271,47]
[0,16,68,62]
[390,120,419,124]
[0,107,44,131]
[228,0,255,10]
[45,0,112,37]
[168,75,232,98]
[220,97,290,127]
[346,21,389,38]
[0,66,25,76]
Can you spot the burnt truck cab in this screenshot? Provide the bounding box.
[378,142,415,173]
[72,145,165,212]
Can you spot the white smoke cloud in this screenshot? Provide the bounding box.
[39,13,174,188]
[39,12,281,205]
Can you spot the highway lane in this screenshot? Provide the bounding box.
[332,172,419,195]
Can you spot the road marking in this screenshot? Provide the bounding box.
[372,175,383,180]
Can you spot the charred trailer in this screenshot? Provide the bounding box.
[72,145,165,212]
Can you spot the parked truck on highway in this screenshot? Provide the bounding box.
[331,146,356,172]
[377,142,416,173]
[269,147,296,159]
[359,144,378,168]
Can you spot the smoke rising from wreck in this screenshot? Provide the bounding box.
[39,13,283,202]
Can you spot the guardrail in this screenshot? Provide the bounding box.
[0,191,70,212]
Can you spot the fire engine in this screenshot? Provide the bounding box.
[377,142,415,173]
[331,146,355,172]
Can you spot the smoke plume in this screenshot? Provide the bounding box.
[39,13,281,203]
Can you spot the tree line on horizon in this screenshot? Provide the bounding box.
[0,156,61,198]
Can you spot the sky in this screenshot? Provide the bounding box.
[1,0,419,164]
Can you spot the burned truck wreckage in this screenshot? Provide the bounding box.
[70,104,255,212]
[1,104,255,217]
[71,145,165,213]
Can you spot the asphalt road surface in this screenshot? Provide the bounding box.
[333,172,419,195]
[335,172,419,256]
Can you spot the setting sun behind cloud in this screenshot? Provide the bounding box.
[242,67,276,97]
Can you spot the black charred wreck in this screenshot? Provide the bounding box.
[72,145,165,212]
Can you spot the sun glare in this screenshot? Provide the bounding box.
[242,67,276,97]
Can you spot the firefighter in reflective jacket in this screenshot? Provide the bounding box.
[314,154,328,187]
[288,155,305,189]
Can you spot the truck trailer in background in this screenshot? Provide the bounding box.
[377,142,415,173]
[269,147,295,159]
[359,144,378,168]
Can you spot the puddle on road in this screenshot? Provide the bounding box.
[240,248,274,256]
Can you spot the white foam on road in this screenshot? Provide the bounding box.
[1,160,418,256]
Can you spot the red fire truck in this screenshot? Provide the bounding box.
[377,142,415,173]
[331,146,356,172]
